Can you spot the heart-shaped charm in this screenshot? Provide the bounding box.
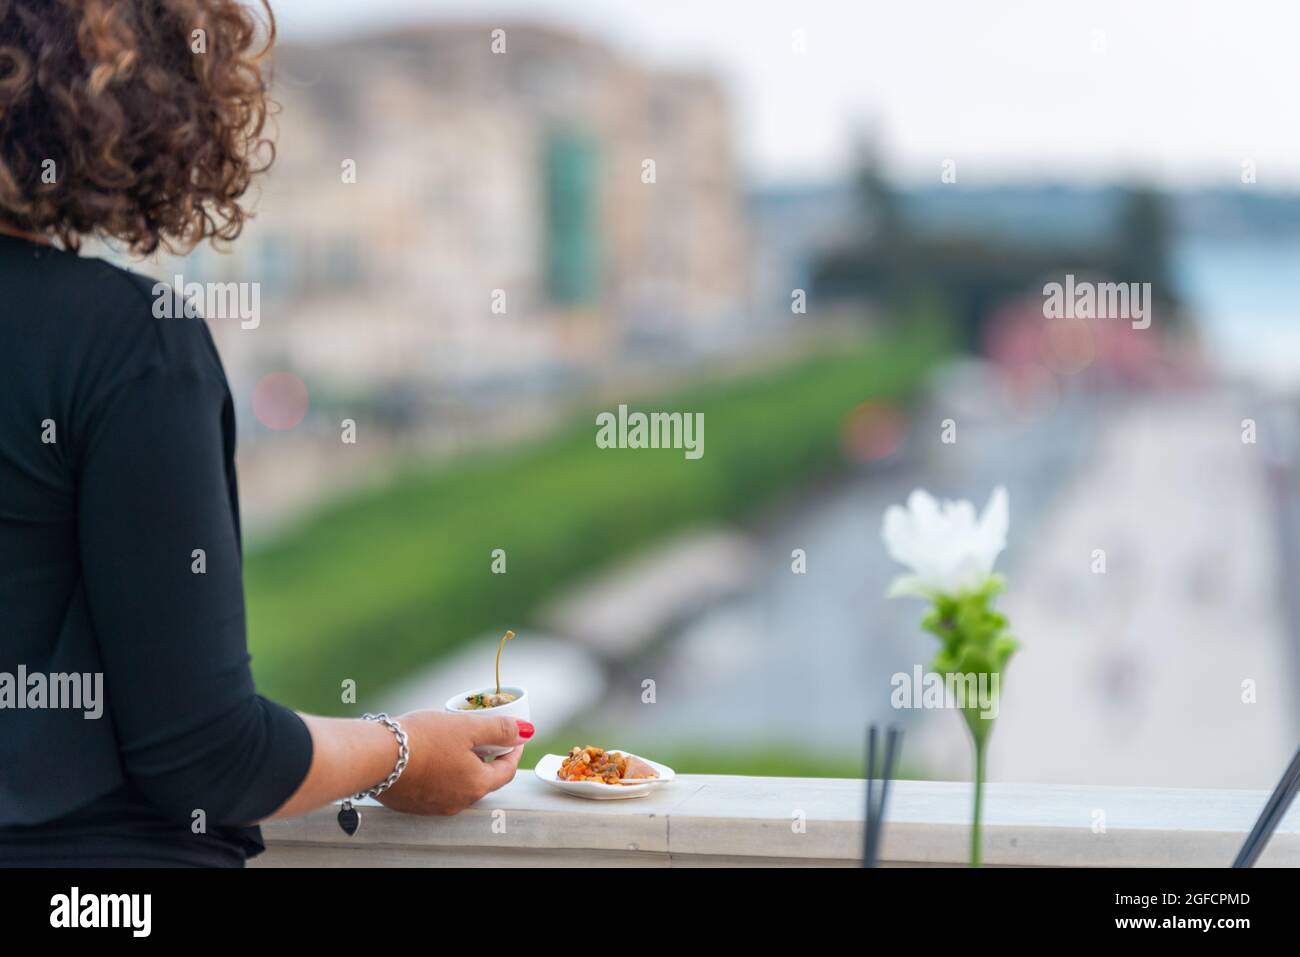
[337,801,360,836]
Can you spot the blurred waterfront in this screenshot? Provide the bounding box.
[114,7,1300,788]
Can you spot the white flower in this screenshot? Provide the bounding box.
[882,486,1009,599]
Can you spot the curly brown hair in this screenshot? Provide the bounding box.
[0,0,275,256]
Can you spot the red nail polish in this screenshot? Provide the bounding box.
[516,720,535,739]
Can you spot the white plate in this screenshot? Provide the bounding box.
[534,749,675,800]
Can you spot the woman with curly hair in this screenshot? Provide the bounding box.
[0,1,531,867]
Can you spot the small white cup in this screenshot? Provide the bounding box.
[444,686,530,758]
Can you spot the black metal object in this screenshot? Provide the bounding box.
[863,724,902,868]
[1232,745,1300,868]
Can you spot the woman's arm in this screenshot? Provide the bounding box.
[76,317,529,827]
[265,711,531,820]
[78,353,313,826]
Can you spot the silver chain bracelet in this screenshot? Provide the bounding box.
[336,712,409,836]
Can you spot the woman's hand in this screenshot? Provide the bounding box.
[266,710,532,822]
[376,711,531,815]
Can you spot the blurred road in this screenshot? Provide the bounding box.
[981,389,1299,789]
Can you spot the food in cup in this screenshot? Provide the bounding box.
[460,629,516,710]
[442,630,530,758]
[462,690,516,710]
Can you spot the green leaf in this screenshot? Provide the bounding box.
[918,581,1017,746]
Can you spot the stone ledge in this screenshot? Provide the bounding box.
[254,775,1300,867]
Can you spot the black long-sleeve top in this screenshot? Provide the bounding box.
[0,234,313,866]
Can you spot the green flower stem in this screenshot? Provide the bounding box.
[916,582,1016,869]
[971,735,987,868]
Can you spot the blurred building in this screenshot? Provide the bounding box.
[182,22,750,393]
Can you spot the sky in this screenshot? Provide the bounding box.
[269,0,1300,189]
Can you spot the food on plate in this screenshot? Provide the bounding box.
[462,629,517,710]
[557,746,660,785]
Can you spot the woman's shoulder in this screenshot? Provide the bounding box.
[13,242,230,392]
[104,262,230,382]
[0,238,235,470]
